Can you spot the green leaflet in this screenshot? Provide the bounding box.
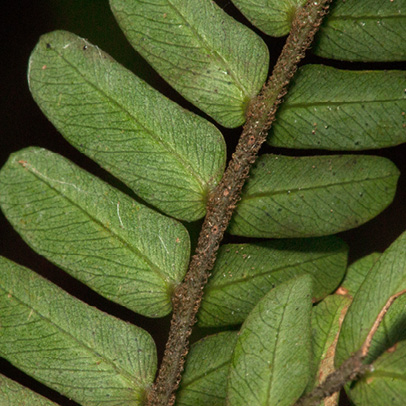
[269,65,406,150]
[231,0,306,37]
[228,154,399,238]
[334,252,406,405]
[0,374,59,406]
[336,230,406,367]
[176,332,238,406]
[110,0,269,128]
[307,294,351,406]
[314,0,406,62]
[0,148,190,317]
[28,30,226,222]
[348,341,406,406]
[305,255,382,405]
[0,257,156,406]
[198,237,348,327]
[227,276,312,406]
[341,253,381,297]
[362,290,406,364]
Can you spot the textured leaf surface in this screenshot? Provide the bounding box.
[28,30,226,221]
[176,332,238,406]
[336,230,406,367]
[341,253,380,297]
[314,0,406,61]
[231,0,306,36]
[110,0,269,128]
[348,340,406,406]
[0,374,59,406]
[0,257,156,406]
[269,65,406,150]
[229,154,399,238]
[306,255,381,404]
[307,294,351,406]
[227,277,312,406]
[0,148,190,317]
[364,292,406,364]
[198,237,347,327]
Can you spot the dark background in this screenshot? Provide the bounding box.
[1,2,406,405]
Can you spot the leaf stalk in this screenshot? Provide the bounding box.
[146,1,333,405]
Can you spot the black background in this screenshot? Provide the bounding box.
[1,2,406,405]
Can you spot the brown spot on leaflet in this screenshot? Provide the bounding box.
[386,343,397,353]
[335,286,349,296]
[366,376,374,384]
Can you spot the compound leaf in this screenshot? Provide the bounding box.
[28,30,226,222]
[229,154,399,238]
[269,65,406,151]
[110,0,269,128]
[227,276,312,406]
[198,236,347,327]
[0,257,156,406]
[0,147,190,318]
[176,332,238,406]
[314,0,406,61]
[231,0,306,37]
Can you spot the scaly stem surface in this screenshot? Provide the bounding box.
[294,288,406,406]
[146,1,333,405]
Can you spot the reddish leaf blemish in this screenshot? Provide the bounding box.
[386,343,397,353]
[335,286,349,296]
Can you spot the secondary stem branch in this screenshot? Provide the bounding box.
[293,351,371,406]
[146,1,333,405]
[293,289,406,406]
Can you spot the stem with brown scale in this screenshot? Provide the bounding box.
[293,289,406,406]
[146,1,333,405]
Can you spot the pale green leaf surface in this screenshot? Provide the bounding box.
[176,332,238,406]
[269,65,406,150]
[338,253,406,380]
[231,0,306,36]
[227,276,312,406]
[0,148,190,317]
[365,292,406,363]
[341,253,381,297]
[0,257,156,406]
[336,230,406,367]
[0,374,59,406]
[110,0,269,128]
[314,0,406,61]
[341,253,406,360]
[304,255,382,404]
[307,294,351,406]
[229,154,399,238]
[198,237,347,327]
[28,30,226,222]
[347,340,406,406]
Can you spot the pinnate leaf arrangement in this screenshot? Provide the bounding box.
[1,0,406,405]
